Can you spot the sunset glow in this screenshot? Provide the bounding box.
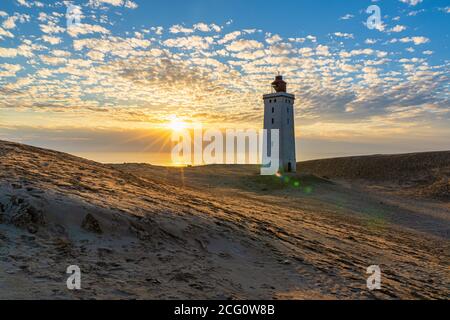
[168,117,188,132]
[0,0,448,164]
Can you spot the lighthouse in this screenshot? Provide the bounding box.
[263,75,297,173]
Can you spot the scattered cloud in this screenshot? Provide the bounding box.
[399,0,423,6]
[88,0,138,9]
[265,34,282,44]
[365,38,378,44]
[218,31,241,44]
[67,23,110,37]
[0,0,447,151]
[334,32,354,39]
[0,27,14,39]
[390,25,407,33]
[226,39,264,51]
[339,14,354,20]
[169,24,194,34]
[42,35,61,45]
[0,63,22,77]
[399,36,430,45]
[16,0,44,8]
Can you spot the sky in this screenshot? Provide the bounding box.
[0,0,449,165]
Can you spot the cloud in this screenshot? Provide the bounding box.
[334,32,354,39]
[399,0,423,6]
[16,0,44,8]
[390,25,407,33]
[408,9,425,16]
[86,50,105,61]
[265,34,282,44]
[306,35,317,42]
[226,39,264,51]
[124,1,138,9]
[67,23,110,37]
[169,24,194,34]
[39,54,67,66]
[92,0,124,6]
[3,16,18,29]
[341,49,389,60]
[0,63,22,77]
[316,44,330,56]
[399,36,430,45]
[151,26,164,35]
[289,37,306,43]
[0,47,18,58]
[193,23,222,33]
[73,36,151,58]
[164,36,214,50]
[42,35,61,45]
[218,31,241,44]
[40,22,65,34]
[365,39,377,45]
[0,27,14,39]
[2,13,30,30]
[51,49,71,57]
[232,49,266,60]
[339,14,354,20]
[88,0,138,9]
[193,23,210,32]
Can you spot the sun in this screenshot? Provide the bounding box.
[168,117,188,132]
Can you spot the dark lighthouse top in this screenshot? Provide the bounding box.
[271,75,287,93]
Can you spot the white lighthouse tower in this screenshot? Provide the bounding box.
[263,75,297,173]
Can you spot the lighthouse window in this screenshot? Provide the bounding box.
[272,107,274,113]
[269,99,272,103]
[287,118,290,124]
[272,118,274,124]
[274,99,277,103]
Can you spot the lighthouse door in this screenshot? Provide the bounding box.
[288,162,292,172]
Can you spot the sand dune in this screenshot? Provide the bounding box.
[0,140,449,299]
[299,152,450,200]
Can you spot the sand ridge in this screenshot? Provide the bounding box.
[0,140,449,299]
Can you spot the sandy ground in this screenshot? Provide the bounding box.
[0,140,449,299]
